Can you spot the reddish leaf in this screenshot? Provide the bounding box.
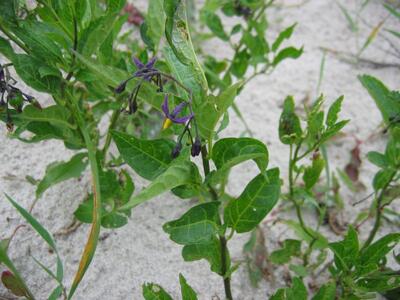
[1,270,29,297]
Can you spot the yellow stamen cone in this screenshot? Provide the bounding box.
[162,118,173,130]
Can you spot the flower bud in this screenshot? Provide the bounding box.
[191,137,201,157]
[115,81,127,94]
[171,142,182,159]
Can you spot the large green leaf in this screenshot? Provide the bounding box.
[112,130,175,180]
[164,0,208,91]
[12,54,62,93]
[163,202,220,245]
[20,105,76,129]
[182,237,225,275]
[359,75,400,125]
[118,160,201,210]
[36,153,88,198]
[164,46,203,100]
[224,169,280,233]
[211,137,269,182]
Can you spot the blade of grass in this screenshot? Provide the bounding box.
[66,93,102,299]
[5,194,63,282]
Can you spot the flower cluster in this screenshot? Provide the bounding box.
[0,64,38,131]
[115,57,202,158]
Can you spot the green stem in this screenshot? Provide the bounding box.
[288,143,317,265]
[201,145,233,300]
[0,23,30,53]
[102,109,121,161]
[362,172,396,249]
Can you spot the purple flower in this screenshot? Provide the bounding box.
[162,95,193,129]
[133,57,157,80]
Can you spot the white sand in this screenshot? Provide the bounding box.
[1,0,399,299]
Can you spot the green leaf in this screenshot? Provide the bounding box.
[143,283,173,300]
[231,50,249,78]
[20,105,75,129]
[303,155,325,190]
[326,96,344,127]
[0,36,16,60]
[12,54,62,93]
[285,220,329,249]
[111,130,174,180]
[164,46,203,100]
[164,0,208,90]
[279,96,302,145]
[182,237,225,274]
[367,151,387,168]
[78,14,119,57]
[163,202,220,245]
[211,137,269,182]
[373,169,395,191]
[356,273,400,292]
[273,47,303,66]
[312,282,336,300]
[179,274,198,300]
[224,169,280,233]
[14,20,64,63]
[359,233,400,267]
[203,12,229,41]
[73,51,128,86]
[272,23,297,52]
[36,152,88,198]
[146,0,165,50]
[270,239,301,264]
[118,160,201,210]
[359,75,400,126]
[329,226,359,271]
[196,83,241,142]
[270,277,307,300]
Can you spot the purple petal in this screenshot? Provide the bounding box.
[171,101,187,117]
[133,57,145,69]
[162,95,170,116]
[145,57,157,69]
[172,114,193,124]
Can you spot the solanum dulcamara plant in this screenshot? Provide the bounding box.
[0,0,399,299]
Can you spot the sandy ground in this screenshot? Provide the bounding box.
[1,0,399,299]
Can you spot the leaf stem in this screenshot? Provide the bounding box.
[200,145,233,300]
[362,171,396,249]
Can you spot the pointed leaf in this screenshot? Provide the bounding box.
[118,160,201,210]
[179,274,198,300]
[163,202,220,245]
[112,131,174,180]
[224,169,280,233]
[36,153,88,198]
